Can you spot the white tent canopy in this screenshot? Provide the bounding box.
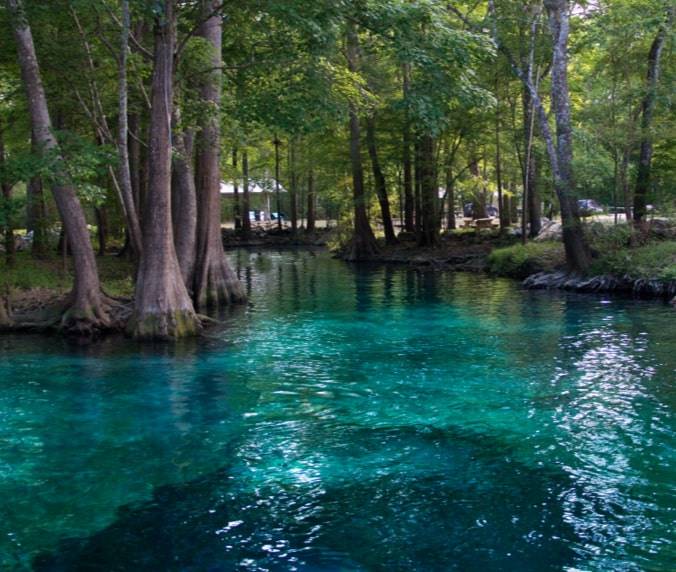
[220,179,288,195]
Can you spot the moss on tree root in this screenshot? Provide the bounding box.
[128,309,202,341]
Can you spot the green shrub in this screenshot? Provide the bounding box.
[590,240,676,281]
[488,242,565,278]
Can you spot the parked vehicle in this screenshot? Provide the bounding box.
[577,199,604,216]
[270,212,285,222]
[463,203,498,218]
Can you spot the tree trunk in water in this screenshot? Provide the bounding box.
[116,0,143,259]
[633,6,672,224]
[7,0,109,334]
[130,0,200,340]
[241,149,251,237]
[232,148,241,231]
[418,135,438,246]
[193,0,244,310]
[365,115,397,245]
[402,65,414,233]
[544,0,591,273]
[171,108,197,289]
[344,20,379,261]
[306,168,316,233]
[0,122,15,266]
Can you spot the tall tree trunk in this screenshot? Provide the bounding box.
[0,122,15,266]
[633,6,673,224]
[193,0,244,309]
[171,107,197,288]
[129,113,142,215]
[445,164,456,230]
[365,115,397,245]
[232,148,241,230]
[116,0,143,259]
[418,135,438,246]
[344,20,379,261]
[26,170,47,258]
[7,0,109,334]
[544,0,590,272]
[494,97,507,230]
[241,149,251,237]
[306,168,316,232]
[130,0,200,340]
[402,65,414,233]
[274,137,282,230]
[95,207,107,256]
[620,146,632,220]
[289,139,298,234]
[523,87,541,237]
[414,138,422,234]
[469,156,486,219]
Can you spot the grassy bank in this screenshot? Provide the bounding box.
[488,224,676,283]
[0,253,135,298]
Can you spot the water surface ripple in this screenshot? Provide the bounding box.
[0,250,674,571]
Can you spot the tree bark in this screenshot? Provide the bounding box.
[232,148,241,230]
[171,107,197,288]
[523,87,541,237]
[344,20,379,261]
[116,0,143,259]
[365,115,397,244]
[306,168,316,232]
[418,134,438,246]
[0,122,15,266]
[241,148,251,237]
[193,0,245,310]
[7,0,109,334]
[130,0,200,340]
[289,139,298,234]
[402,65,414,233]
[633,6,673,224]
[445,164,456,230]
[544,0,591,272]
[95,207,107,257]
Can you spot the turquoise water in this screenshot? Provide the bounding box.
[0,250,674,571]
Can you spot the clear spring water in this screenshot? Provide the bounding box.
[0,249,674,571]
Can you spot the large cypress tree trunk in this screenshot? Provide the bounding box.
[544,0,590,273]
[633,6,672,224]
[344,20,379,261]
[418,134,438,246]
[365,115,397,245]
[129,0,200,340]
[7,0,109,334]
[171,108,197,288]
[193,0,244,309]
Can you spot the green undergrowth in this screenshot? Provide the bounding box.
[487,242,565,279]
[0,252,135,297]
[489,223,676,281]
